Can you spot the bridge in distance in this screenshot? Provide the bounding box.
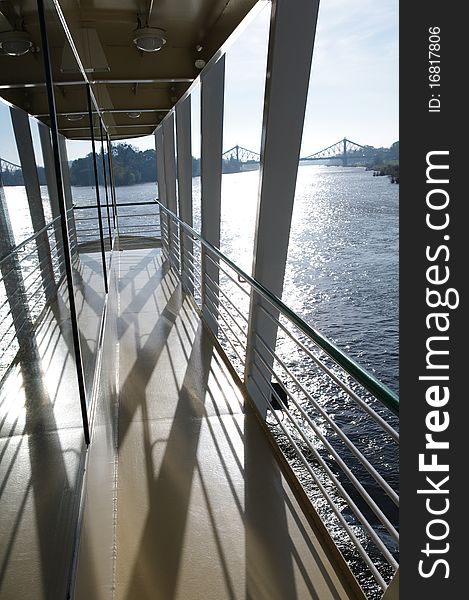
[222,138,371,171]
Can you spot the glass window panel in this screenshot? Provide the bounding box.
[285,0,399,390]
[110,136,159,241]
[44,0,106,404]
[273,2,399,595]
[0,3,88,598]
[220,4,271,273]
[0,101,34,245]
[190,83,201,234]
[28,115,53,221]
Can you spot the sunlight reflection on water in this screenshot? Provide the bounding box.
[205,164,398,392]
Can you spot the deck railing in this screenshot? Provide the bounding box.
[157,200,399,596]
[74,199,161,245]
[0,215,67,379]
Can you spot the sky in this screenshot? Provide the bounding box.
[132,0,398,157]
[1,0,398,164]
[218,0,399,155]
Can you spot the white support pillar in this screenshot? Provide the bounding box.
[11,108,56,300]
[162,113,179,272]
[155,127,169,257]
[0,188,32,351]
[200,55,225,334]
[58,134,78,253]
[39,123,67,279]
[244,0,320,416]
[175,96,193,294]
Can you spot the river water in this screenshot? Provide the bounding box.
[210,165,399,393]
[107,164,398,389]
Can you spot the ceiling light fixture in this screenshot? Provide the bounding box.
[127,112,141,118]
[133,27,166,52]
[66,113,85,121]
[0,30,34,56]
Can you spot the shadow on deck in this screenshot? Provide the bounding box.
[111,247,363,600]
[0,241,365,600]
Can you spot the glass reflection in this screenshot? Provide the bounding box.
[42,0,107,405]
[0,2,91,598]
[220,4,270,272]
[190,83,201,234]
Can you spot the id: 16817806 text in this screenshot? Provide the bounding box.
[428,26,441,113]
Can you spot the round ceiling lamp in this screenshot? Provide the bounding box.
[66,113,85,121]
[127,112,141,118]
[0,30,34,56]
[133,27,166,52]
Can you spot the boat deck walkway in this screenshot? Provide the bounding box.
[0,243,366,600]
[110,247,362,600]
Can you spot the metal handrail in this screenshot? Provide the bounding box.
[203,298,246,366]
[159,198,399,590]
[117,213,161,219]
[206,251,251,298]
[251,347,399,562]
[168,217,399,510]
[157,200,399,416]
[0,215,67,358]
[0,230,59,287]
[249,369,389,590]
[1,265,63,337]
[0,215,61,266]
[254,331,399,521]
[205,271,249,330]
[253,319,399,497]
[0,205,75,267]
[0,254,65,325]
[115,224,161,230]
[73,200,159,209]
[73,200,160,244]
[258,303,399,442]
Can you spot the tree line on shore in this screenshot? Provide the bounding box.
[1,141,399,187]
[365,141,399,181]
[68,143,197,186]
[70,140,399,186]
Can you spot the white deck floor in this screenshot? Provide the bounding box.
[0,245,365,600]
[113,248,363,600]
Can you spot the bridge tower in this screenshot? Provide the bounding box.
[342,137,347,167]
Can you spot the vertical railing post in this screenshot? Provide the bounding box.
[106,138,118,231]
[99,120,113,246]
[244,0,320,417]
[155,127,169,258]
[37,0,90,444]
[10,107,56,301]
[162,113,180,272]
[39,123,67,278]
[0,188,32,351]
[200,55,225,335]
[176,96,194,294]
[58,134,78,253]
[86,84,108,294]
